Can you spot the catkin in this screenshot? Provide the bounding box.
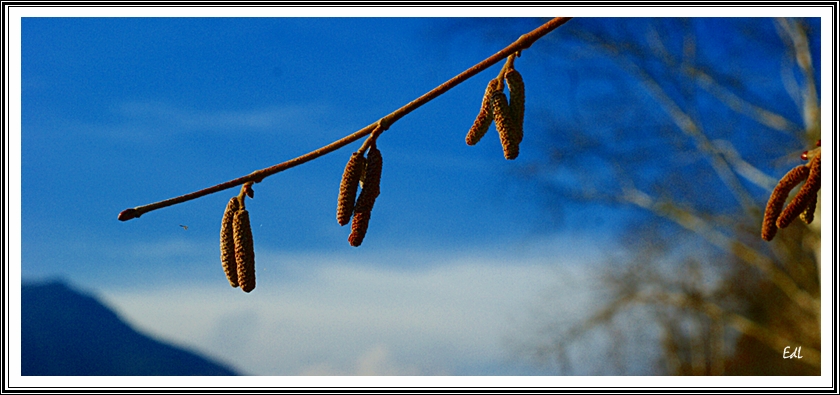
[778,153,820,229]
[505,68,525,146]
[761,165,809,241]
[492,89,518,160]
[220,197,240,288]
[234,209,256,293]
[466,80,500,146]
[337,152,367,226]
[349,144,382,247]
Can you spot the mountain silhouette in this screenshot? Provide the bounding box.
[21,279,239,376]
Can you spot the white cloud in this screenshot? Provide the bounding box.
[97,246,594,376]
[115,101,333,133]
[297,344,422,376]
[61,100,340,143]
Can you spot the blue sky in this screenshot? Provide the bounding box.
[21,17,568,278]
[10,7,834,386]
[18,15,617,378]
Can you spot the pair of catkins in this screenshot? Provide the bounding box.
[337,142,383,247]
[466,66,525,160]
[220,183,256,292]
[762,142,821,241]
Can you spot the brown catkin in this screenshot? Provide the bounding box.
[504,68,525,146]
[466,80,499,146]
[761,165,809,241]
[492,88,518,160]
[234,209,256,293]
[778,153,820,229]
[349,144,382,247]
[220,197,240,288]
[337,152,367,226]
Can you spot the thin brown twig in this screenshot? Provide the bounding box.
[118,17,573,221]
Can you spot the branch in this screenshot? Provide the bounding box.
[619,183,819,317]
[573,29,758,214]
[119,17,573,221]
[712,139,778,192]
[693,68,802,136]
[775,18,820,137]
[646,21,802,136]
[625,58,758,214]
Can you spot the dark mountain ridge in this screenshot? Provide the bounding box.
[22,279,238,376]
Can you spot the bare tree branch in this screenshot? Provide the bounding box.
[575,29,758,214]
[775,18,820,138]
[619,184,819,316]
[646,21,802,136]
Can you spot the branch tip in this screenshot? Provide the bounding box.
[118,208,139,221]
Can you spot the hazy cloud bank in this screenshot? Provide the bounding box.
[99,248,595,376]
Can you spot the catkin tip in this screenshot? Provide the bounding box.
[348,210,371,247]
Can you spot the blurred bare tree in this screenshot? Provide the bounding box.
[521,17,820,375]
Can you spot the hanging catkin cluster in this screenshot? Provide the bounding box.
[220,183,257,292]
[762,143,821,241]
[466,59,526,160]
[336,140,383,247]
